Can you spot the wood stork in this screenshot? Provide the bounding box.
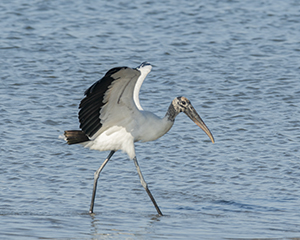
[64,62,214,215]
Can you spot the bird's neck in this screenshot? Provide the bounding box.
[164,102,180,122]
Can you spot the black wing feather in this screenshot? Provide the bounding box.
[78,66,128,137]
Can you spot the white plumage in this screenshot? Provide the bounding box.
[64,62,214,215]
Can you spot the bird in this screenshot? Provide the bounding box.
[64,62,214,215]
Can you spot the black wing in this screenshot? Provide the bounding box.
[78,67,127,137]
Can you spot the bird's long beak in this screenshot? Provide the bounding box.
[184,106,215,143]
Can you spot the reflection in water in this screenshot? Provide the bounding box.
[89,212,162,238]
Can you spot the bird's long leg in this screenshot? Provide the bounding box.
[89,150,115,214]
[132,157,163,216]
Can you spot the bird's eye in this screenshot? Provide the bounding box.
[181,101,186,105]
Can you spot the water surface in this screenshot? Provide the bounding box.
[1,0,300,239]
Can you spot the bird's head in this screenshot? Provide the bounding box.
[172,96,215,143]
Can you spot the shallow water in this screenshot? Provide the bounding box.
[1,0,300,239]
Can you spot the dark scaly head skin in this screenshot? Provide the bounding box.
[172,96,215,143]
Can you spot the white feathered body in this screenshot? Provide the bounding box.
[83,111,173,159]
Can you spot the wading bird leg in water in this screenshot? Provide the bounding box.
[89,150,115,214]
[133,157,163,216]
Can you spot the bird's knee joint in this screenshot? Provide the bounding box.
[94,169,101,180]
[141,181,148,189]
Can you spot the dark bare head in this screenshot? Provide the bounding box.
[167,96,215,143]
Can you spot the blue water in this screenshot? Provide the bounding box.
[1,0,300,239]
